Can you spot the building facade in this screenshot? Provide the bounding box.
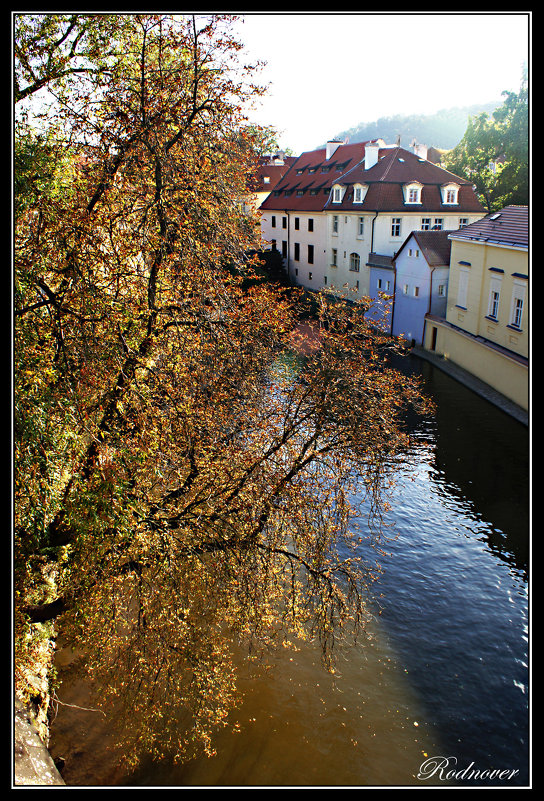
[385,229,452,345]
[423,205,529,410]
[323,143,486,298]
[260,141,486,300]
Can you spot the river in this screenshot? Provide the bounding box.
[48,352,530,787]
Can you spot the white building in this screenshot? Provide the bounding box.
[260,141,487,298]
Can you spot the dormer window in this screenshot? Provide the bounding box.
[332,184,345,203]
[441,183,460,204]
[353,183,368,204]
[403,181,423,204]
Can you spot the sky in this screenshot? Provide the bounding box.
[231,12,530,155]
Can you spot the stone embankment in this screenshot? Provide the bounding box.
[14,698,65,786]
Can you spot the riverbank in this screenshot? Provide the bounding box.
[14,697,65,786]
[411,346,529,427]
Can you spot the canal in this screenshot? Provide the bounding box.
[49,353,530,787]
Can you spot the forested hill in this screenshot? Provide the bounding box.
[331,101,500,151]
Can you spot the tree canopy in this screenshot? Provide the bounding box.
[14,13,431,766]
[443,70,528,211]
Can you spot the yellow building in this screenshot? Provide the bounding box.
[423,206,528,411]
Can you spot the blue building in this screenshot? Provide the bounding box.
[391,230,451,345]
[365,252,396,333]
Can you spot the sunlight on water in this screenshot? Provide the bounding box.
[49,354,529,787]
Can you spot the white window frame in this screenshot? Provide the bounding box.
[509,282,526,329]
[332,215,339,234]
[357,216,364,236]
[332,184,343,203]
[391,217,402,237]
[441,183,460,205]
[353,183,367,203]
[487,277,502,319]
[404,182,423,204]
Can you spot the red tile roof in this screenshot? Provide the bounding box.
[395,229,452,266]
[326,147,485,213]
[260,144,485,214]
[448,205,528,249]
[248,157,296,193]
[259,142,369,212]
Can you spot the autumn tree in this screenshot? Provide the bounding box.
[14,13,431,766]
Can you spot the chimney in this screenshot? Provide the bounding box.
[326,140,342,160]
[364,141,380,170]
[410,140,428,160]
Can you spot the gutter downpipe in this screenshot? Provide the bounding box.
[390,255,397,337]
[422,266,436,347]
[370,210,378,254]
[284,209,291,284]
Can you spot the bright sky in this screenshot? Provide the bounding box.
[233,11,530,155]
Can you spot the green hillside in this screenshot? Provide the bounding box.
[331,101,500,151]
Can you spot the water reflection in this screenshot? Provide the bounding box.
[398,354,529,579]
[48,353,530,787]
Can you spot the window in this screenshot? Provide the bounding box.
[308,218,314,232]
[459,218,469,228]
[421,218,431,230]
[331,248,338,267]
[332,215,339,234]
[296,190,304,196]
[377,278,391,292]
[271,215,276,228]
[391,218,402,237]
[263,176,270,184]
[488,290,500,318]
[404,182,423,204]
[282,217,287,229]
[353,184,367,203]
[438,283,446,296]
[308,245,314,264]
[441,183,460,204]
[332,185,342,203]
[403,284,409,295]
[358,217,364,236]
[457,267,469,308]
[270,239,277,251]
[282,241,287,259]
[413,286,420,297]
[308,272,313,280]
[433,218,443,230]
[295,217,300,230]
[487,277,501,319]
[294,243,300,261]
[349,253,360,272]
[512,298,524,328]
